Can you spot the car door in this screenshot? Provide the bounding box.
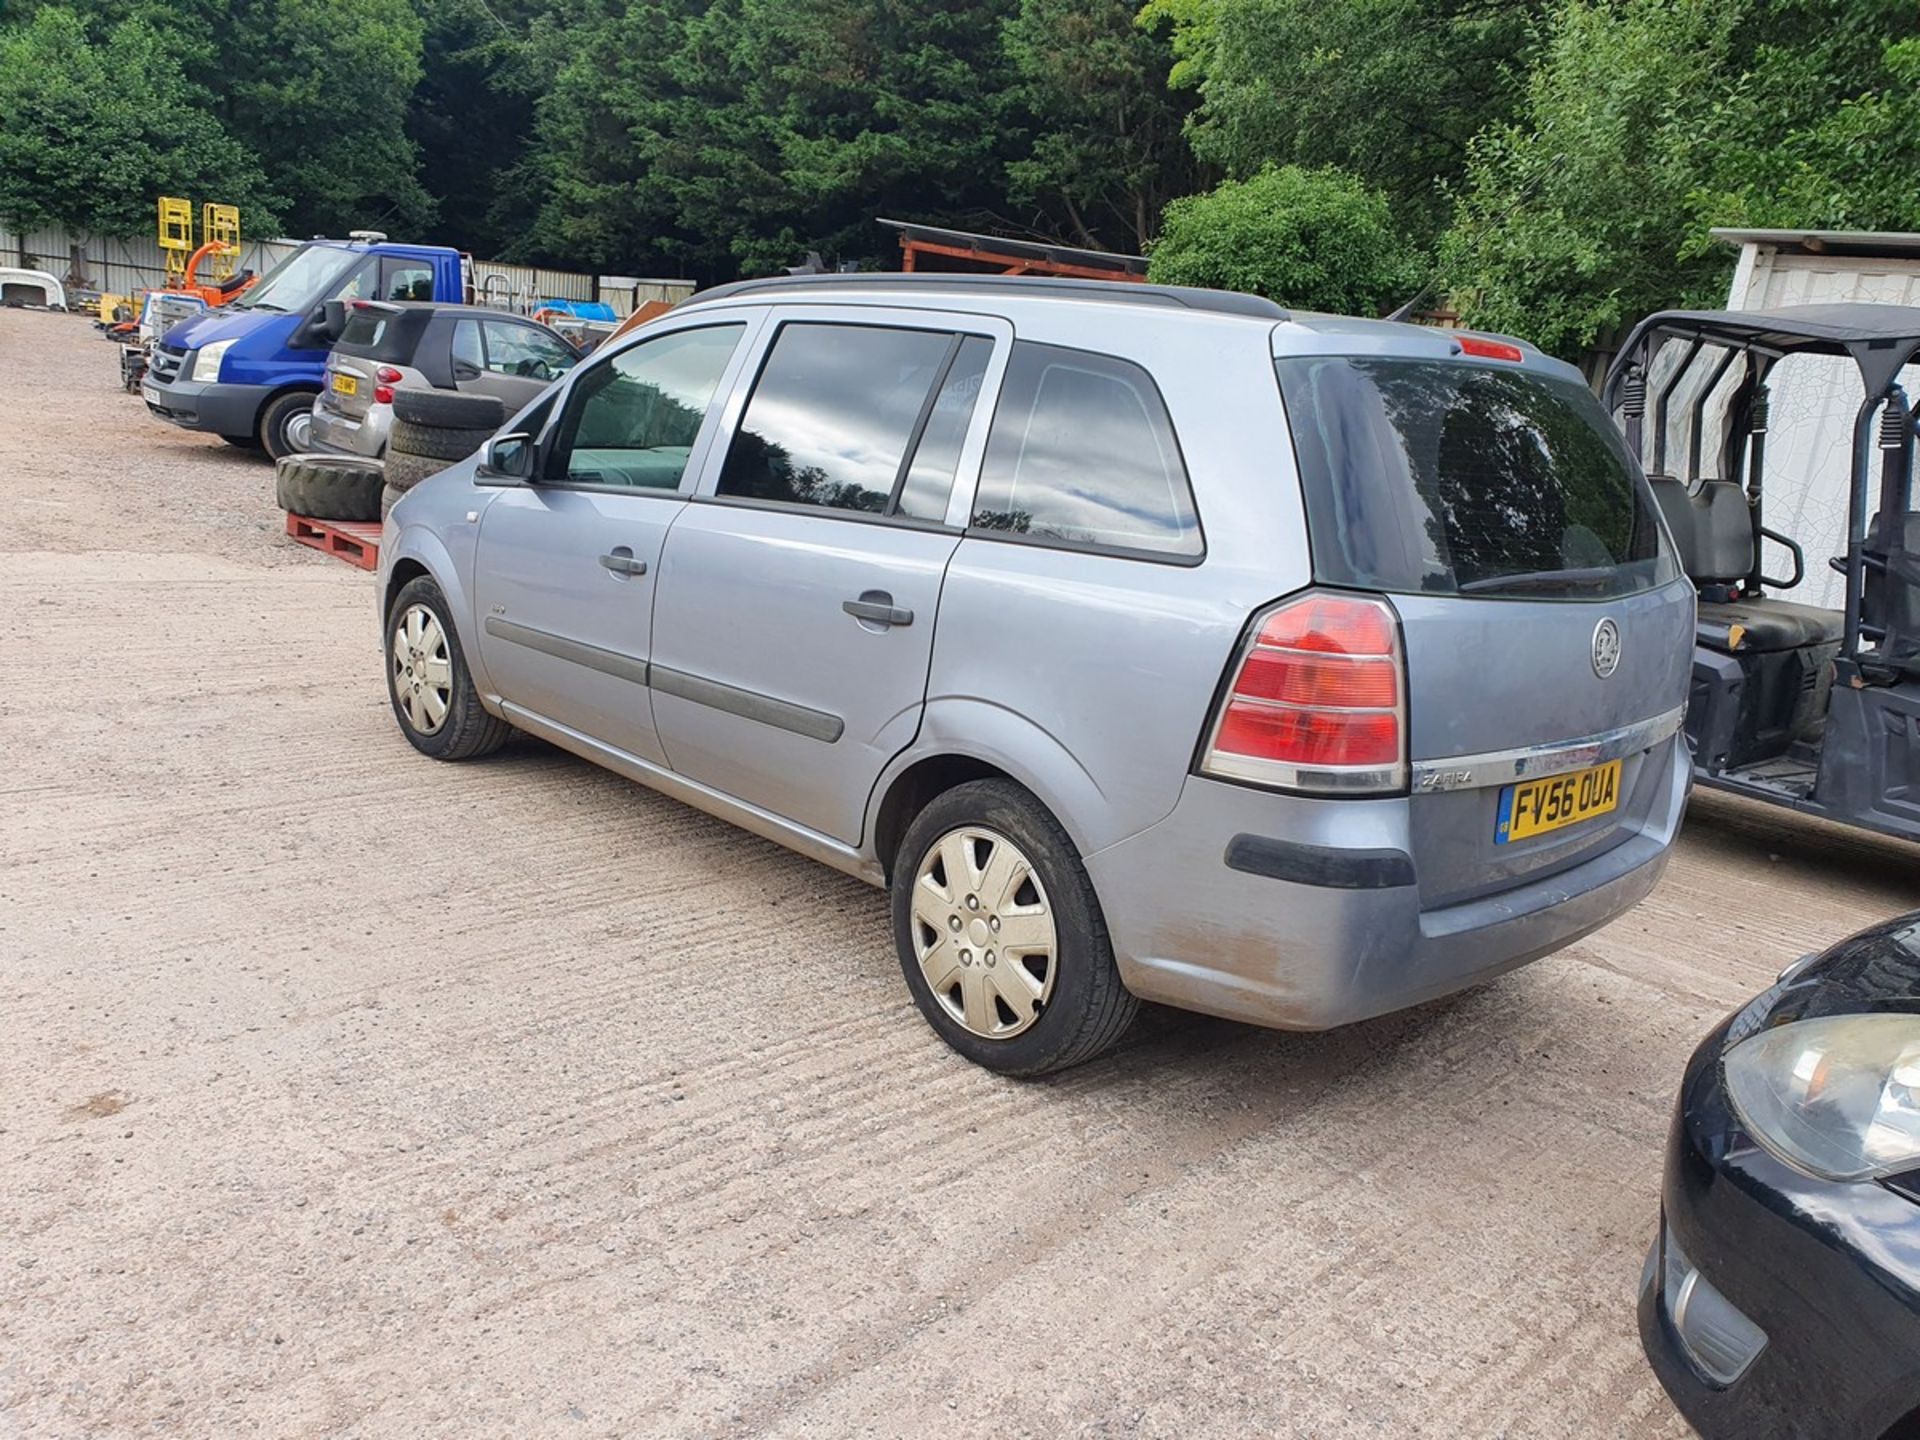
[648,307,1010,845]
[470,314,764,767]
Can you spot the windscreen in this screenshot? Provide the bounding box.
[234,243,354,314]
[1276,356,1676,600]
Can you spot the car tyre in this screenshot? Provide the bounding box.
[274,454,383,522]
[391,387,505,431]
[382,448,447,492]
[891,779,1138,1076]
[390,417,489,463]
[385,575,512,761]
[258,390,318,460]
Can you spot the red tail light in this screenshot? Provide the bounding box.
[1200,592,1406,794]
[374,367,401,405]
[1457,334,1524,362]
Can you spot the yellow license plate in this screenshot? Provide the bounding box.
[1496,760,1622,844]
[330,372,358,396]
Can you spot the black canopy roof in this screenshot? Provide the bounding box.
[1611,302,1920,399]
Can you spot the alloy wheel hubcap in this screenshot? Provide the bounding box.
[392,604,453,735]
[911,826,1056,1039]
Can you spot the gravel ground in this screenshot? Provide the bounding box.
[1,307,1914,1439]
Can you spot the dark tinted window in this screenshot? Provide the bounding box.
[339,311,389,349]
[720,323,953,513]
[896,336,992,523]
[548,324,743,489]
[1276,357,1677,599]
[972,343,1200,557]
[452,319,483,374]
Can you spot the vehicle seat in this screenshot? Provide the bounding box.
[1652,476,1843,770]
[1863,511,1920,672]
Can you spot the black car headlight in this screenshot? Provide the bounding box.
[1724,1013,1920,1182]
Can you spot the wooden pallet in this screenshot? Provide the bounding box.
[286,513,381,571]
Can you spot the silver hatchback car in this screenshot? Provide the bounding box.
[377,274,1693,1075]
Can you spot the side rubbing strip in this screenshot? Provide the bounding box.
[1223,835,1416,889]
[650,665,845,744]
[483,617,651,688]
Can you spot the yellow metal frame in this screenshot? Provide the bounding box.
[202,203,241,280]
[158,196,194,283]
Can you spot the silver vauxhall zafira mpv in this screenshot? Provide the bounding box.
[375,273,1693,1075]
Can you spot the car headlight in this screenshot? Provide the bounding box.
[190,339,235,382]
[1724,1013,1920,1182]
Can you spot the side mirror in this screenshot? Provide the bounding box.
[479,431,536,480]
[320,299,347,342]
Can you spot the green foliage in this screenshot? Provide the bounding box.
[1441,0,1920,357]
[0,6,276,236]
[1001,0,1196,251]
[1141,0,1545,237]
[212,0,434,235]
[1147,164,1416,314]
[1439,0,1733,355]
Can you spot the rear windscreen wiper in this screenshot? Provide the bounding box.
[1458,566,1618,596]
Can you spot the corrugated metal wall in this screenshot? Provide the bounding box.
[0,225,683,315]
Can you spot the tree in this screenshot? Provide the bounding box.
[0,7,277,237]
[213,0,434,236]
[1140,0,1545,238]
[999,0,1196,252]
[1147,164,1417,314]
[1439,0,1920,358]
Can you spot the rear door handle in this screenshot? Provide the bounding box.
[599,550,647,577]
[843,592,913,627]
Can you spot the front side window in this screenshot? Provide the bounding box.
[1276,356,1677,599]
[718,322,957,514]
[971,343,1201,558]
[547,324,744,489]
[483,320,578,382]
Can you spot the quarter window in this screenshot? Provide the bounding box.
[452,319,484,375]
[719,322,957,514]
[547,324,745,489]
[972,343,1200,558]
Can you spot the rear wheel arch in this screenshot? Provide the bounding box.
[872,754,1011,882]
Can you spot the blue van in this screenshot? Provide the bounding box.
[142,235,465,458]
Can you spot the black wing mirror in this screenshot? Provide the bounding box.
[320,299,348,342]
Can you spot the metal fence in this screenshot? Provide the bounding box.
[2,224,693,316]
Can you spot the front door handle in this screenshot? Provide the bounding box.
[843,591,913,627]
[599,549,647,577]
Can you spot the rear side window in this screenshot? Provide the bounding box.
[452,319,483,374]
[719,322,954,514]
[971,343,1201,559]
[896,335,992,523]
[1275,357,1677,599]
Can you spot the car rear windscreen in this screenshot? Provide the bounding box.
[337,309,419,362]
[1275,356,1677,600]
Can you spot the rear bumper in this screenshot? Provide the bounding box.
[142,376,271,438]
[1084,735,1688,1030]
[1639,1018,1920,1438]
[310,403,390,460]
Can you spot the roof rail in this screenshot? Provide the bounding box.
[676,271,1289,321]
